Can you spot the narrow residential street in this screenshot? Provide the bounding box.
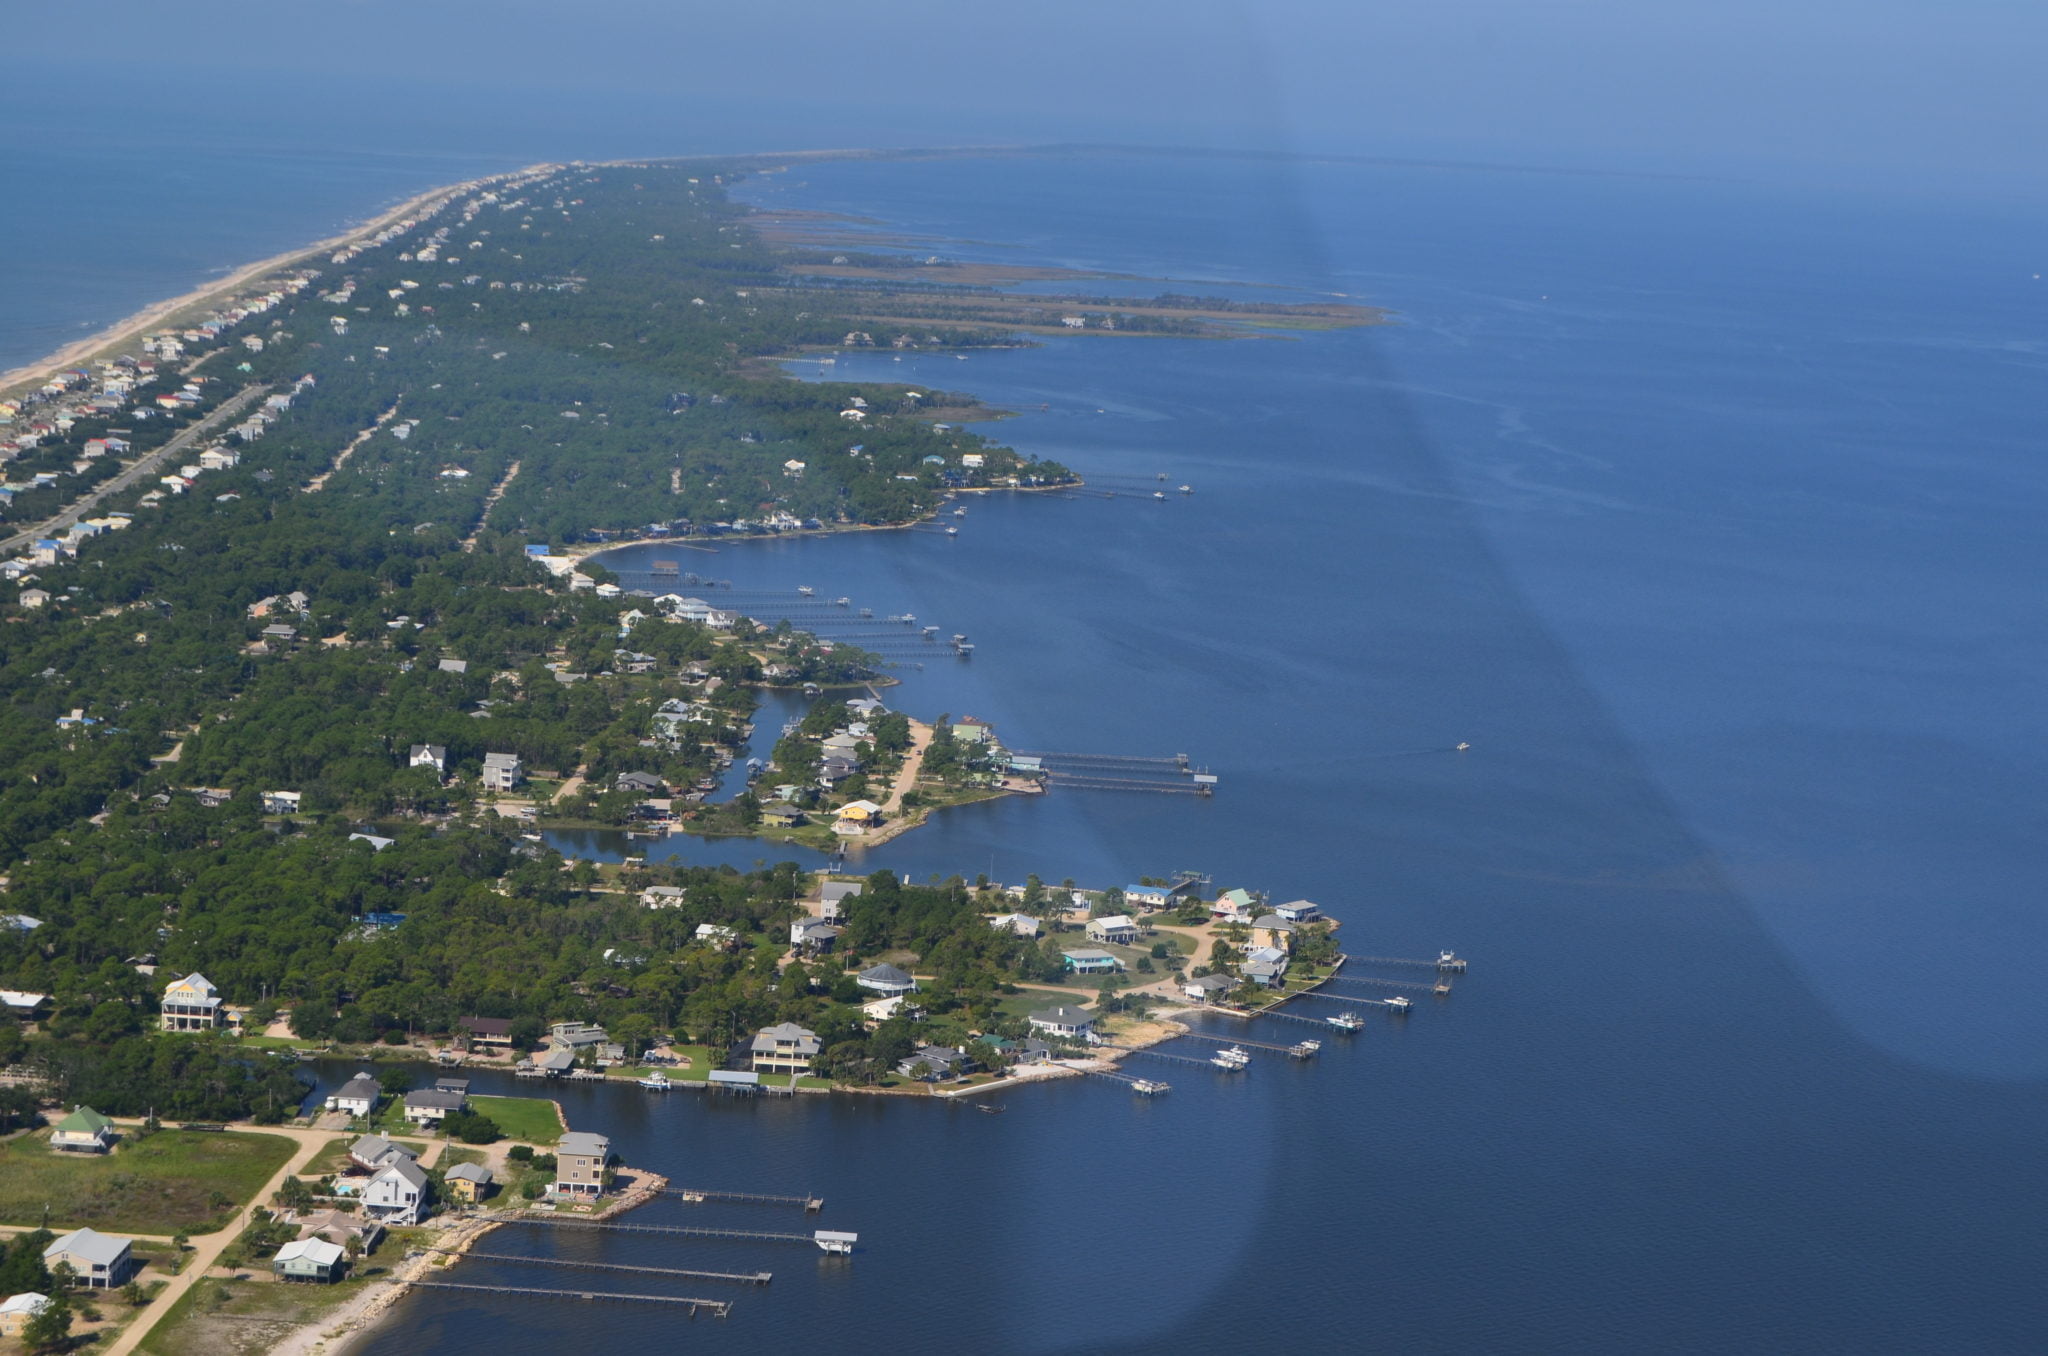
[0,384,269,554]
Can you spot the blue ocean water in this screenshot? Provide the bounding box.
[8,145,2047,1350]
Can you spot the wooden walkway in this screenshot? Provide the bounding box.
[445,1249,770,1285]
[510,1217,823,1246]
[666,1187,823,1212]
[410,1279,729,1316]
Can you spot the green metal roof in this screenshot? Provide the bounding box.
[54,1106,113,1134]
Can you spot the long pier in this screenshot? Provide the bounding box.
[1101,1045,1245,1071]
[1329,974,1447,994]
[666,1187,823,1212]
[1014,751,1191,769]
[408,1279,729,1316]
[1078,1066,1171,1095]
[436,1249,771,1285]
[1297,990,1412,1011]
[1347,953,1469,972]
[1257,1008,1362,1032]
[510,1218,836,1248]
[1044,773,1211,796]
[1173,1031,1319,1058]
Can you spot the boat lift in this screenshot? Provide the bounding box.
[1297,990,1413,1013]
[1327,973,1447,995]
[1258,1007,1364,1033]
[1076,1065,1171,1096]
[1174,1031,1320,1060]
[1101,1044,1248,1072]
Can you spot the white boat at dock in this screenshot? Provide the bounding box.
[638,1073,674,1091]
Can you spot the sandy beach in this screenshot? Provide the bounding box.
[0,164,556,402]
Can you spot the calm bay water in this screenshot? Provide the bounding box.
[11,146,2046,1350]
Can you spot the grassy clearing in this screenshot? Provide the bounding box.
[470,1095,561,1145]
[0,1128,296,1235]
[138,1265,393,1356]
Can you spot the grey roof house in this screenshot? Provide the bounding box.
[856,963,918,996]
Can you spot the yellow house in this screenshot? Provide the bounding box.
[1248,914,1297,954]
[835,800,883,825]
[443,1163,493,1203]
[1,1293,50,1337]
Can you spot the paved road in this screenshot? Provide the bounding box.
[1,383,268,554]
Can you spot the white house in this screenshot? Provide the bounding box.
[402,1087,466,1125]
[329,1071,382,1118]
[1123,883,1174,911]
[1027,1005,1095,1041]
[361,1157,429,1225]
[1085,915,1139,946]
[408,744,447,774]
[989,912,1041,938]
[160,972,223,1031]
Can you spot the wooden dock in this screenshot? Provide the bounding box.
[1297,990,1411,1010]
[1256,1007,1363,1032]
[1043,772,1211,795]
[1100,1044,1244,1071]
[409,1280,729,1316]
[1328,974,1446,994]
[438,1249,771,1285]
[1173,1031,1318,1058]
[511,1218,837,1247]
[666,1187,823,1212]
[1346,953,1468,971]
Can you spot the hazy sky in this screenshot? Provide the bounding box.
[8,1,2046,195]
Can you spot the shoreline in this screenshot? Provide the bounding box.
[0,164,557,402]
[561,481,1081,566]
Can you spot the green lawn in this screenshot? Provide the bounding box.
[0,1128,296,1235]
[470,1095,561,1145]
[658,1045,718,1081]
